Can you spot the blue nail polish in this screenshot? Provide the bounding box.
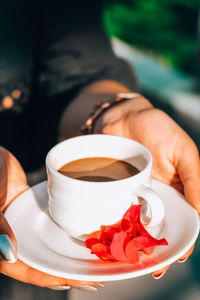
[0,234,17,263]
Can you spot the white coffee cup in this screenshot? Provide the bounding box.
[46,134,165,239]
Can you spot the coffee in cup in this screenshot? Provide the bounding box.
[58,157,140,182]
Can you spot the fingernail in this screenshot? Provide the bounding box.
[74,285,97,292]
[178,257,188,263]
[47,286,70,291]
[95,283,104,287]
[0,234,17,263]
[152,271,166,280]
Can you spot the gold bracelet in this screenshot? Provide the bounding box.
[80,93,140,135]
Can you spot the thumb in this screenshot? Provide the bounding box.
[0,211,17,263]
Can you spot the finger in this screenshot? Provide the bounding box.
[0,215,100,289]
[0,211,17,263]
[152,244,195,280]
[0,211,17,245]
[0,146,29,211]
[0,259,95,288]
[177,244,195,263]
[152,265,170,280]
[176,142,200,214]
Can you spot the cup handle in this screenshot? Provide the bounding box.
[136,185,165,227]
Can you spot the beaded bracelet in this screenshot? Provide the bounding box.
[80,93,140,135]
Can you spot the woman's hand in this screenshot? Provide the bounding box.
[0,147,97,289]
[95,94,200,277]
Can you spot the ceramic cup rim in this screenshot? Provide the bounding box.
[46,134,152,186]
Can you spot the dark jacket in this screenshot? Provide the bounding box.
[0,0,138,170]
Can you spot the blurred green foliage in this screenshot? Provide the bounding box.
[103,0,199,75]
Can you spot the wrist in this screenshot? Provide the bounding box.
[59,80,132,139]
[94,94,153,134]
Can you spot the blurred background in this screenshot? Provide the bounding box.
[71,1,200,300]
[104,0,200,148]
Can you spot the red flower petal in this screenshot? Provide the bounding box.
[110,232,130,262]
[123,205,142,222]
[125,221,137,237]
[85,204,168,264]
[101,221,122,232]
[137,220,168,247]
[128,236,168,250]
[122,205,142,232]
[121,219,130,231]
[100,227,118,244]
[91,243,111,261]
[138,220,151,237]
[142,246,155,255]
[125,240,139,264]
[85,230,101,249]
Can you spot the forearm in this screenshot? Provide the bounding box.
[59,80,153,139]
[59,80,130,139]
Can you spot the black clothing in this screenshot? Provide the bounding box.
[0,0,138,171]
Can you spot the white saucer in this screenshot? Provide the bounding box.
[5,180,199,282]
